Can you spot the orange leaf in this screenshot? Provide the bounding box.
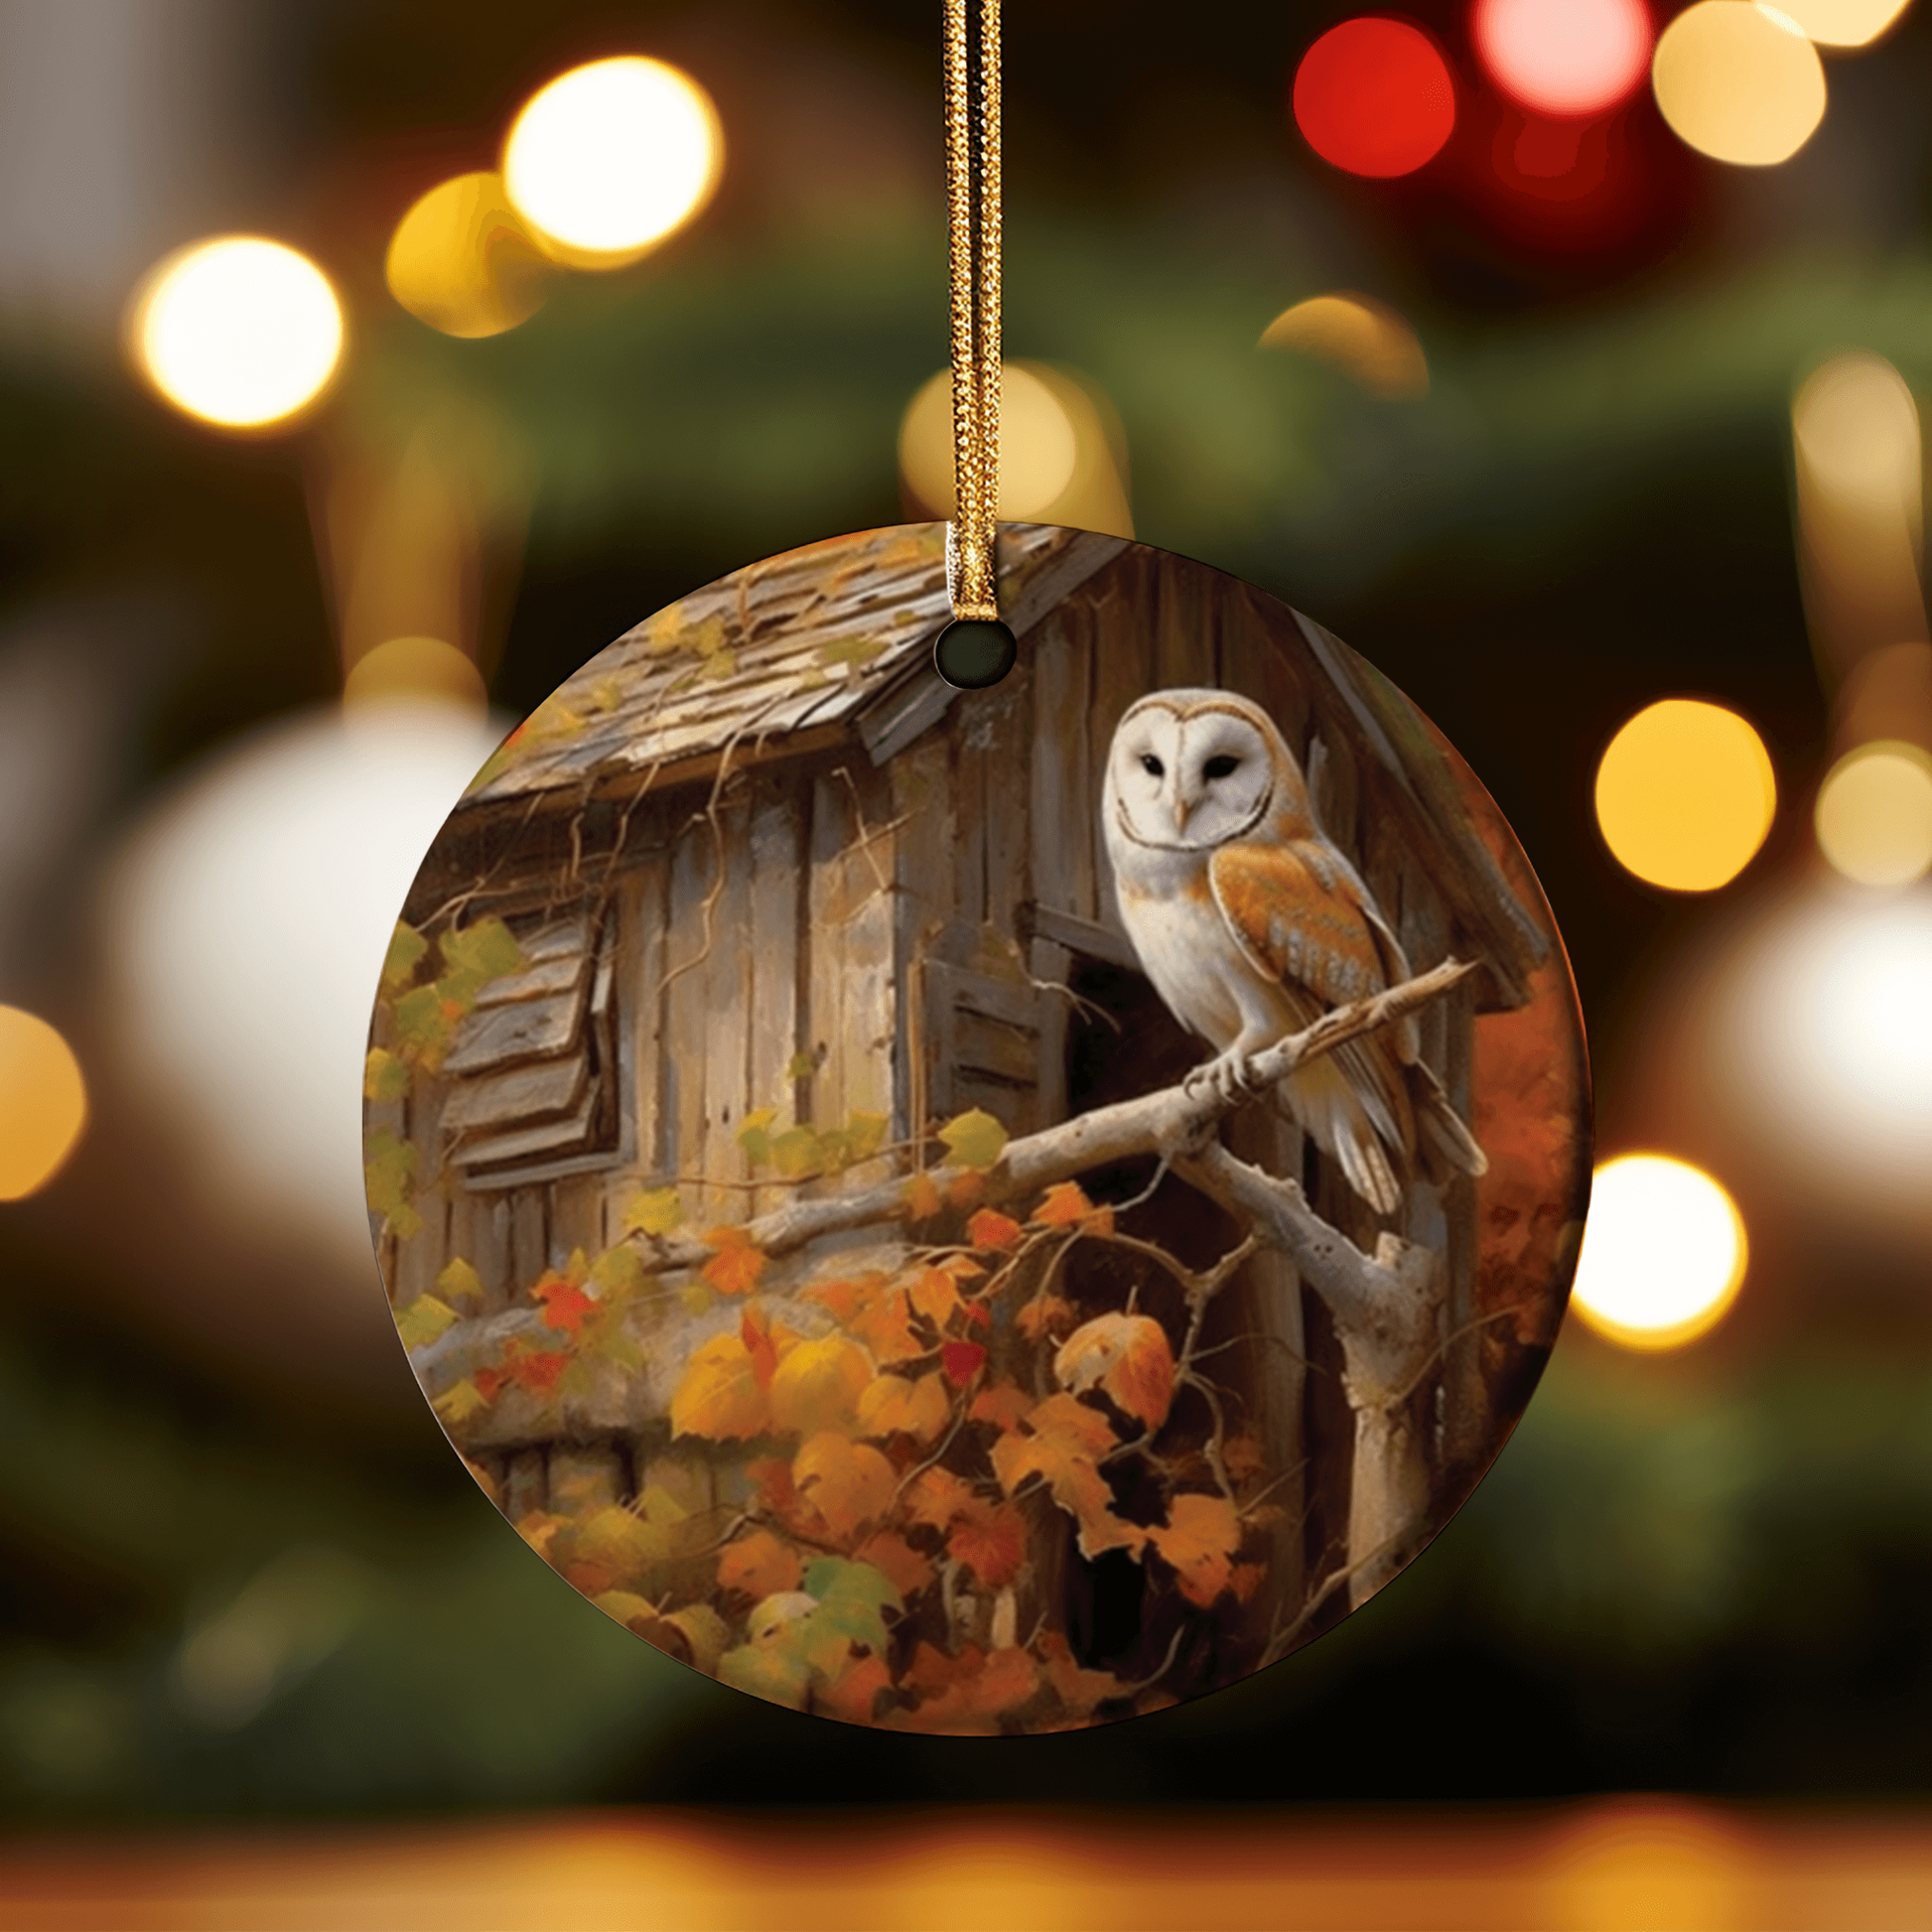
[938,1255,985,1281]
[671,1331,772,1441]
[946,1171,985,1213]
[848,1285,925,1366]
[857,1529,937,1599]
[792,1432,897,1542]
[718,1529,802,1600]
[1017,1294,1077,1342]
[802,1276,869,1323]
[901,1172,943,1222]
[893,1643,1038,1734]
[1229,1561,1265,1604]
[819,1650,894,1726]
[947,1500,1028,1589]
[1033,1179,1095,1227]
[857,1371,951,1445]
[989,1395,1144,1562]
[702,1228,767,1297]
[907,1266,962,1328]
[740,1311,778,1390]
[962,1301,990,1330]
[532,1272,598,1335]
[940,1340,987,1388]
[1037,1631,1134,1718]
[1148,1491,1243,1608]
[968,1382,1034,1432]
[1224,1435,1268,1482]
[966,1207,1024,1253]
[903,1466,978,1530]
[510,1349,570,1396]
[748,1456,796,1514]
[1053,1313,1176,1431]
[768,1333,873,1434]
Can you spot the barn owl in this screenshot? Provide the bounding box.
[1102,688,1486,1216]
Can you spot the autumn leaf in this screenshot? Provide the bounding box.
[740,1311,779,1390]
[437,916,524,1004]
[907,1266,962,1328]
[845,1284,924,1366]
[593,1587,657,1634]
[575,1498,687,1589]
[946,1171,985,1213]
[968,1383,1034,1432]
[940,1340,987,1388]
[1053,1312,1176,1431]
[1148,1492,1244,1608]
[856,1371,951,1445]
[855,1530,936,1599]
[1017,1294,1077,1343]
[590,1244,644,1302]
[893,1643,1038,1734]
[901,1172,943,1222]
[672,1330,771,1440]
[1033,1179,1097,1227]
[767,1333,873,1434]
[1223,1435,1267,1482]
[792,1432,897,1542]
[394,1295,457,1350]
[1036,1631,1134,1718]
[433,1378,489,1425]
[718,1642,812,1711]
[381,920,428,990]
[363,1047,410,1104]
[767,1126,822,1179]
[737,1107,776,1167]
[624,1187,684,1238]
[1229,1562,1265,1604]
[989,1394,1145,1563]
[718,1529,803,1601]
[947,1501,1028,1590]
[818,1651,893,1725]
[517,1511,564,1560]
[655,1602,732,1675]
[842,1112,889,1164]
[818,633,887,666]
[532,1272,599,1336]
[364,1129,421,1239]
[785,1048,820,1082]
[437,1258,484,1306]
[509,1349,570,1396]
[390,984,457,1067]
[903,1466,978,1530]
[966,1207,1024,1253]
[702,1227,767,1297]
[939,1108,1009,1173]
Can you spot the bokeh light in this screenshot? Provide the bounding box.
[503,57,722,265]
[1594,699,1777,892]
[1816,741,1932,886]
[1792,352,1921,509]
[1650,2,1827,167]
[1259,293,1429,398]
[343,637,487,715]
[0,1005,87,1200]
[1293,19,1456,179]
[384,173,551,340]
[130,236,345,429]
[1474,0,1654,116]
[899,363,1080,520]
[1570,1155,1747,1349]
[1774,0,1914,44]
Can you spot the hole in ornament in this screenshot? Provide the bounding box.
[934,618,1017,689]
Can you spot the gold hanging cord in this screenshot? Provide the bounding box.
[944,0,1001,621]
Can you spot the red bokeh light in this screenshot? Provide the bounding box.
[1293,18,1458,179]
[1472,0,1652,117]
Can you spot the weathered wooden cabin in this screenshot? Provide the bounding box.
[388,519,1550,1653]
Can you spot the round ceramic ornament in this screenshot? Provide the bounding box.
[365,520,1590,1731]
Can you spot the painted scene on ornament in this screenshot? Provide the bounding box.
[365,523,1590,1733]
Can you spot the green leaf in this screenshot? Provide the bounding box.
[437,917,524,1005]
[818,634,887,667]
[844,1112,889,1164]
[437,1258,484,1305]
[737,1107,777,1168]
[395,1295,458,1350]
[381,921,429,991]
[362,1046,410,1104]
[795,1559,901,1676]
[769,1126,823,1179]
[939,1108,1009,1173]
[391,984,455,1066]
[803,1556,903,1620]
[433,1377,490,1423]
[624,1187,684,1237]
[364,1129,422,1238]
[590,1245,644,1303]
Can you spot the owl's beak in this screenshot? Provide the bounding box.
[1172,791,1194,834]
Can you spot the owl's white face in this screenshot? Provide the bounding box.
[1106,694,1280,852]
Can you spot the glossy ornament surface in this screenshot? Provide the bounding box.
[366,522,1589,1732]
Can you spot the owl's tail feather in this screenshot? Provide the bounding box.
[1287,1059,1404,1216]
[1412,1060,1488,1183]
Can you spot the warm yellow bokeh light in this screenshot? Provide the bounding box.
[0,1006,87,1201]
[1595,699,1777,892]
[1816,741,1932,886]
[1792,352,1921,510]
[131,236,345,428]
[1774,0,1913,43]
[898,363,1082,521]
[1259,293,1429,399]
[384,173,551,339]
[1651,2,1827,166]
[1571,1155,1747,1350]
[344,636,487,714]
[503,57,722,266]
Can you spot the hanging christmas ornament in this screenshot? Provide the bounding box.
[366,0,1589,1733]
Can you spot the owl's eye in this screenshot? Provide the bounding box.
[1140,754,1165,777]
[1202,755,1241,780]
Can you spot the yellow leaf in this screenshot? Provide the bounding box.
[436,1258,484,1306]
[433,1378,489,1423]
[901,1172,943,1221]
[767,1334,874,1436]
[395,1295,458,1350]
[624,1187,684,1237]
[792,1432,897,1542]
[671,1331,771,1441]
[939,1108,1009,1173]
[591,1244,645,1302]
[738,1107,777,1166]
[907,1266,962,1327]
[362,1046,410,1104]
[380,920,428,990]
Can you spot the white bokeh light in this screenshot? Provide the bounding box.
[101,701,505,1268]
[1570,1155,1748,1349]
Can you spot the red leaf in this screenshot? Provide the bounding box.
[748,1456,796,1515]
[941,1340,987,1388]
[533,1273,599,1336]
[702,1227,767,1297]
[510,1349,570,1396]
[857,1529,937,1598]
[947,1500,1028,1589]
[740,1311,779,1390]
[966,1207,1024,1253]
[962,1300,991,1330]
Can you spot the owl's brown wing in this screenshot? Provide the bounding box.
[1207,836,1414,1149]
